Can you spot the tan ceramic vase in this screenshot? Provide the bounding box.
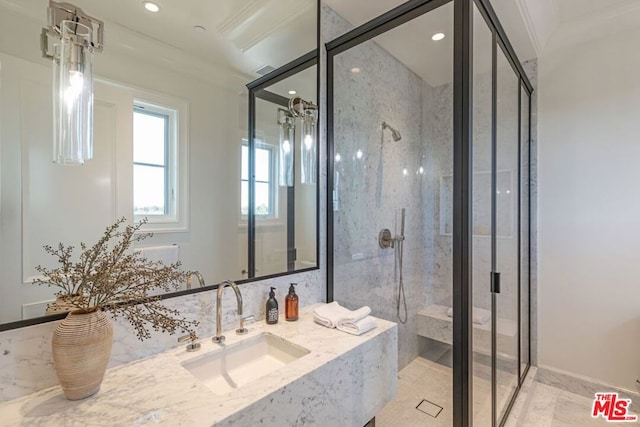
[52,309,113,400]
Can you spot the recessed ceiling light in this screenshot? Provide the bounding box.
[288,90,297,95]
[193,25,206,34]
[143,1,160,12]
[432,33,445,41]
[351,67,361,74]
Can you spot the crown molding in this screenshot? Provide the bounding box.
[515,0,560,57]
[217,0,314,52]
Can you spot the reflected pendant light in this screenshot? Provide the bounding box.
[41,1,104,165]
[278,109,295,187]
[288,96,318,185]
[300,108,317,184]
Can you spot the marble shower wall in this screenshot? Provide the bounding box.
[327,6,453,371]
[326,3,538,371]
[523,58,538,366]
[430,65,536,326]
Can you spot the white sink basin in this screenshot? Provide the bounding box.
[181,332,310,395]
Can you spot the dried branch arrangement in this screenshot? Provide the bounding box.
[35,217,198,340]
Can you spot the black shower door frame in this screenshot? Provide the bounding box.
[325,0,533,426]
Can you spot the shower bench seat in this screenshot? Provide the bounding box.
[415,304,517,354]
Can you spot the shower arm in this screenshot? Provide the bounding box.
[381,121,402,142]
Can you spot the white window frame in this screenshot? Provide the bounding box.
[133,92,188,233]
[241,138,278,220]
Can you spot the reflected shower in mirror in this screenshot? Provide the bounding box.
[248,61,318,278]
[0,0,318,324]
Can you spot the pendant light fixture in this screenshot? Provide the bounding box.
[41,1,104,165]
[278,108,295,187]
[288,97,318,185]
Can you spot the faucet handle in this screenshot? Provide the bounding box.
[236,314,256,335]
[178,332,201,352]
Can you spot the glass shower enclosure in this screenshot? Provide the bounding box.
[326,0,532,425]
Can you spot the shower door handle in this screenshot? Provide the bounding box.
[491,271,501,294]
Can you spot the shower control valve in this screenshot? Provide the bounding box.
[379,229,403,249]
[379,229,393,249]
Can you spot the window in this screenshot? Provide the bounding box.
[241,140,276,217]
[133,97,186,231]
[133,107,169,216]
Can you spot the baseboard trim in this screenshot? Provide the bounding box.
[535,365,640,411]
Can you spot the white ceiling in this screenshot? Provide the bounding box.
[324,0,407,30]
[326,0,532,87]
[514,0,640,54]
[326,0,640,86]
[0,0,316,85]
[555,0,630,23]
[3,0,639,93]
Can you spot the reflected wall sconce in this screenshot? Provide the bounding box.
[288,97,318,185]
[277,108,295,187]
[41,1,104,165]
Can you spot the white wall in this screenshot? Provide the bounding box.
[0,4,316,322]
[538,26,640,390]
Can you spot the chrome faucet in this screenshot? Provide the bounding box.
[186,270,205,289]
[212,280,243,344]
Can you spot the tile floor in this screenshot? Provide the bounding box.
[377,357,627,426]
[506,368,633,426]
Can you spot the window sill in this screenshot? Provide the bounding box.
[135,216,188,234]
[237,220,286,231]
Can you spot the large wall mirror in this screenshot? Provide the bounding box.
[0,0,319,325]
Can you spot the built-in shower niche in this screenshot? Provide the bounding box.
[439,170,514,237]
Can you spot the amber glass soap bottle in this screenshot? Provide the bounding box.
[285,283,299,321]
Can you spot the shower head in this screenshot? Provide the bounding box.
[382,121,402,141]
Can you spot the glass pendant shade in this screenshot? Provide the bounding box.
[300,110,317,185]
[53,20,94,165]
[279,114,295,187]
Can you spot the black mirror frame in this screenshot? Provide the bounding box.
[0,0,321,333]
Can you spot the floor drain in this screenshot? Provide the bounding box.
[416,399,443,418]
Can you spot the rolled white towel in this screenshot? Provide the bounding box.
[313,301,371,329]
[446,307,491,325]
[336,316,377,336]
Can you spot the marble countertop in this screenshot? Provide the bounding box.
[0,304,396,426]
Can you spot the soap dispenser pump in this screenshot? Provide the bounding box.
[266,287,278,324]
[285,283,299,321]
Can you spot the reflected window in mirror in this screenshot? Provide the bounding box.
[133,105,170,216]
[241,141,277,218]
[132,95,188,233]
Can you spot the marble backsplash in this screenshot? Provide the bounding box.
[0,244,324,404]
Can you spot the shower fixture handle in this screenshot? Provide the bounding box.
[379,228,394,249]
[379,209,406,249]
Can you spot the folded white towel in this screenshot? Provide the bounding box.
[313,302,371,329]
[446,307,491,325]
[336,316,377,336]
[313,301,349,328]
